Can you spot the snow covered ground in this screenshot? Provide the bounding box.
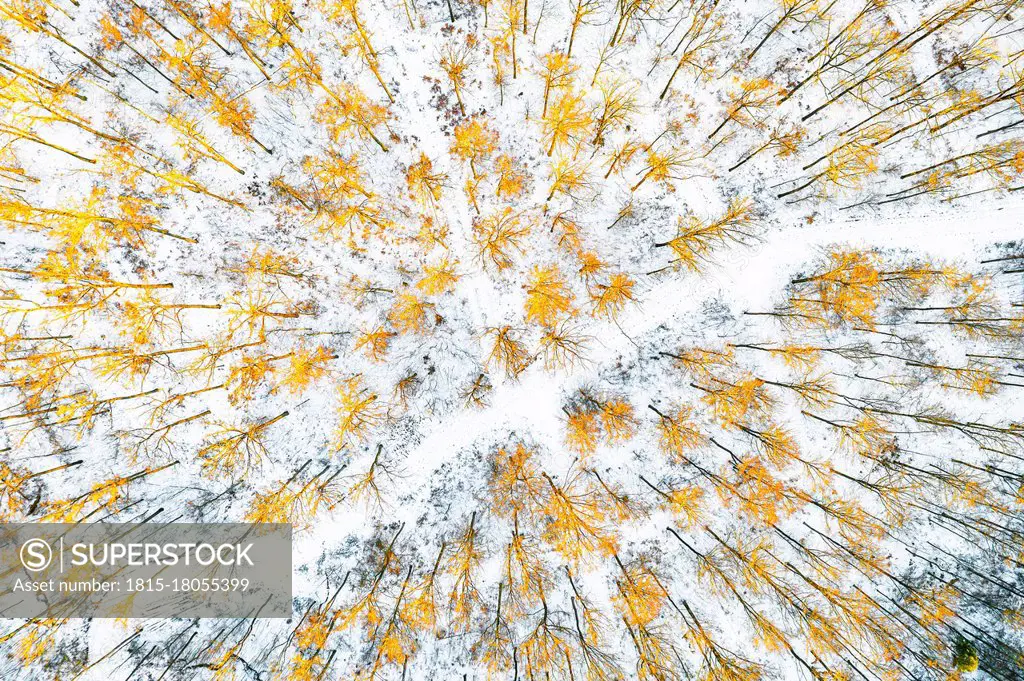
[2,0,1024,677]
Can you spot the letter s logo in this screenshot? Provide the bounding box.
[20,538,52,572]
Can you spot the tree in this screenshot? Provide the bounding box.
[546,156,592,201]
[631,144,703,191]
[541,469,618,564]
[590,272,635,319]
[565,407,600,456]
[406,153,447,208]
[952,638,979,672]
[654,198,755,272]
[473,583,514,675]
[539,51,577,117]
[542,87,592,156]
[778,136,880,199]
[198,412,288,478]
[209,92,272,154]
[166,111,246,174]
[567,567,622,679]
[446,512,483,631]
[280,345,337,394]
[649,404,704,461]
[524,264,575,327]
[335,376,383,447]
[452,117,499,178]
[744,0,822,62]
[708,78,780,139]
[388,293,434,334]
[728,124,804,172]
[331,0,395,102]
[316,85,391,152]
[485,325,532,378]
[564,390,638,452]
[591,77,639,146]
[494,154,528,199]
[658,0,726,98]
[440,41,473,115]
[417,258,460,295]
[565,0,599,57]
[346,444,400,509]
[473,208,530,270]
